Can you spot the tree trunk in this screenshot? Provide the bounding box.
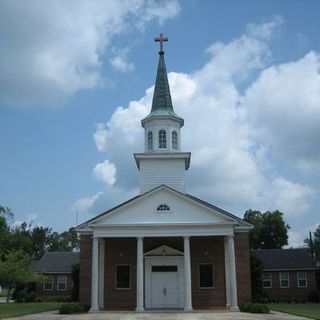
[6,287,11,303]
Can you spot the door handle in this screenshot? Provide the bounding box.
[163,288,167,295]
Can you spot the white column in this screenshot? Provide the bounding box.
[184,236,193,311]
[98,239,105,309]
[227,235,239,311]
[224,237,231,309]
[136,237,144,312]
[89,236,99,313]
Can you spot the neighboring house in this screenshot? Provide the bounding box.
[254,248,319,301]
[77,35,253,313]
[31,252,80,297]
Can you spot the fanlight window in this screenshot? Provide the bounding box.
[172,130,178,150]
[156,204,170,211]
[147,131,153,151]
[158,130,167,149]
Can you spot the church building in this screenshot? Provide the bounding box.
[77,34,252,312]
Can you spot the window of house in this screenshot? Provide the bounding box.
[172,130,178,150]
[159,130,167,149]
[156,204,170,212]
[199,264,214,288]
[262,272,272,288]
[297,271,307,288]
[147,131,153,151]
[57,275,67,291]
[116,265,131,289]
[43,275,53,291]
[279,272,290,288]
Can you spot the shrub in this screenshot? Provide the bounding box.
[59,302,87,314]
[24,291,38,303]
[40,295,72,303]
[308,290,320,303]
[239,303,269,313]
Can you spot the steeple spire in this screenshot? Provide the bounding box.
[151,47,174,113]
[142,33,183,127]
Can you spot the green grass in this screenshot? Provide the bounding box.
[0,302,62,319]
[268,303,320,320]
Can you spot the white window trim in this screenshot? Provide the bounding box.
[279,272,290,288]
[158,129,167,149]
[43,275,53,291]
[262,272,272,289]
[297,271,308,288]
[198,263,214,289]
[172,130,178,150]
[57,275,67,291]
[147,131,153,151]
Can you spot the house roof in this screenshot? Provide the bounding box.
[253,248,318,270]
[76,184,252,231]
[31,252,80,273]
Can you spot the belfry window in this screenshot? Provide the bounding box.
[172,130,178,150]
[156,204,170,211]
[159,130,167,149]
[147,131,153,151]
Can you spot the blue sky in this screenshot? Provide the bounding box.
[0,0,319,246]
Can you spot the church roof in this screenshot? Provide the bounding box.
[141,51,184,127]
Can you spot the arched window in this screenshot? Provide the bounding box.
[156,204,170,211]
[147,131,153,151]
[158,130,167,149]
[172,130,178,150]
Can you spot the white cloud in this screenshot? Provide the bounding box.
[75,17,316,225]
[110,48,134,72]
[13,213,41,228]
[72,191,104,214]
[243,51,320,170]
[93,160,117,186]
[0,0,179,107]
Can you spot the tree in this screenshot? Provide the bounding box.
[244,209,290,249]
[305,224,320,261]
[250,253,264,302]
[0,251,43,303]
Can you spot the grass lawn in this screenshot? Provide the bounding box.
[268,303,320,320]
[0,302,62,319]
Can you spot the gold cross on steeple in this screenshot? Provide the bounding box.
[155,33,168,54]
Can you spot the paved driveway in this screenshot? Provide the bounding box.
[5,310,312,320]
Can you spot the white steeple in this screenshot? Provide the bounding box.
[134,34,191,194]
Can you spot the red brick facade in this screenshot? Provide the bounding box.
[262,270,317,301]
[79,233,252,309]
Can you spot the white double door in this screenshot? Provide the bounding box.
[145,256,184,309]
[151,270,178,307]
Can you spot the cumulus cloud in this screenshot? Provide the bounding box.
[93,160,117,186]
[243,51,320,170]
[74,17,317,224]
[0,0,179,107]
[110,48,134,72]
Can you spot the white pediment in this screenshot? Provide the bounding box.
[145,245,183,256]
[86,186,243,227]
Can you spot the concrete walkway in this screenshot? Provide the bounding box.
[5,310,312,320]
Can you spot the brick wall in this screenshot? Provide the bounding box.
[190,236,226,309]
[79,235,92,305]
[104,238,137,310]
[263,270,317,301]
[235,232,252,303]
